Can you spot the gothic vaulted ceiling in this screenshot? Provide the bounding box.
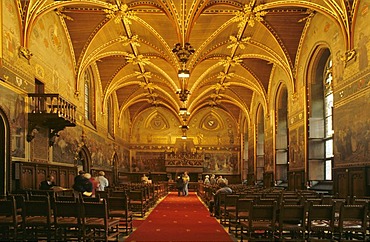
[20,0,356,125]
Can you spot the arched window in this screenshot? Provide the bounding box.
[308,49,333,181]
[84,68,95,126]
[275,86,288,183]
[256,106,265,182]
[107,96,114,137]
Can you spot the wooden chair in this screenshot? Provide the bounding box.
[228,198,253,237]
[220,194,238,225]
[307,203,336,241]
[107,195,133,235]
[53,200,83,241]
[0,196,23,240]
[81,199,120,241]
[240,201,277,241]
[278,202,307,241]
[22,197,54,241]
[7,192,27,215]
[129,189,148,217]
[336,204,367,241]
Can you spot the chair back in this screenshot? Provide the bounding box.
[54,200,81,219]
[82,199,109,219]
[0,196,17,220]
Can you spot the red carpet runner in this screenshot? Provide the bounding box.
[125,192,233,241]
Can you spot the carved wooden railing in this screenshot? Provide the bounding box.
[27,94,77,145]
[28,93,77,124]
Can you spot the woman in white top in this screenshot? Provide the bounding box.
[97,171,109,191]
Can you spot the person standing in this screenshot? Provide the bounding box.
[176,175,184,196]
[97,171,109,191]
[203,175,210,185]
[210,174,217,185]
[182,171,190,196]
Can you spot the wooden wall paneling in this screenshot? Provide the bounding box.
[334,169,349,198]
[49,168,58,184]
[294,171,304,190]
[59,169,67,188]
[36,166,48,189]
[263,172,273,188]
[20,164,35,190]
[349,168,366,197]
[68,169,77,189]
[247,173,255,185]
[288,171,295,190]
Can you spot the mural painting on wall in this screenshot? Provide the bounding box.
[289,126,305,169]
[0,85,26,158]
[85,132,114,168]
[335,97,370,163]
[118,148,130,172]
[53,127,81,164]
[264,138,273,172]
[131,152,166,172]
[203,152,238,174]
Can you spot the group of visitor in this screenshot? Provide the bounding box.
[175,171,190,196]
[73,170,109,196]
[39,170,110,197]
[203,174,228,185]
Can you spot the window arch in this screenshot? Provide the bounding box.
[256,105,265,182]
[275,85,288,184]
[84,68,96,126]
[307,48,334,182]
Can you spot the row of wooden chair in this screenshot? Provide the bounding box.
[219,194,369,241]
[0,193,131,241]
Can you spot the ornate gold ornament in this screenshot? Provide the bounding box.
[234,3,267,29]
[125,54,150,65]
[227,36,251,49]
[219,56,242,67]
[119,35,140,47]
[18,46,33,63]
[104,2,136,24]
[212,82,230,92]
[217,71,235,79]
[139,81,157,91]
[135,71,152,79]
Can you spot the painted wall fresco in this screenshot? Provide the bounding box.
[0,85,25,158]
[52,127,81,164]
[203,152,239,174]
[289,125,305,170]
[334,96,370,164]
[131,152,166,172]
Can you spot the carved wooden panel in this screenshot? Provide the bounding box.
[349,169,365,197]
[59,169,67,188]
[294,171,304,190]
[37,166,47,189]
[334,170,349,197]
[263,172,273,188]
[288,172,295,191]
[21,165,35,189]
[69,170,76,188]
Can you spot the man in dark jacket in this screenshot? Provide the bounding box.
[209,182,232,217]
[39,175,56,190]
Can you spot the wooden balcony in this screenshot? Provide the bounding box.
[27,94,77,145]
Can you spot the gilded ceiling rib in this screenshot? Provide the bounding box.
[257,0,357,52]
